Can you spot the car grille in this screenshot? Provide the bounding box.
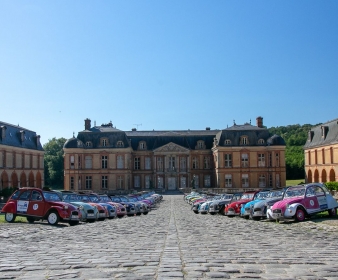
[71,211,79,215]
[99,210,105,214]
[254,208,261,212]
[121,208,125,212]
[273,209,282,213]
[87,209,94,214]
[245,207,250,211]
[228,208,234,212]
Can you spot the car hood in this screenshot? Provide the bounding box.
[49,201,77,210]
[228,199,251,208]
[67,201,96,210]
[255,197,283,208]
[243,199,264,209]
[271,197,303,210]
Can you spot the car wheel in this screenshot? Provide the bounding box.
[252,216,261,221]
[27,217,35,223]
[47,211,60,225]
[193,210,199,214]
[5,213,16,223]
[209,212,216,215]
[295,208,305,222]
[87,219,95,223]
[69,221,79,226]
[328,208,337,217]
[117,215,124,219]
[143,212,148,215]
[98,218,105,221]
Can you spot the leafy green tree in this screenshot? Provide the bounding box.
[43,137,67,188]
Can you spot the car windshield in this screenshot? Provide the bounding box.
[255,192,269,199]
[89,195,100,203]
[111,197,121,202]
[99,196,111,202]
[62,194,79,201]
[284,187,306,198]
[240,193,254,199]
[78,195,90,202]
[43,192,62,202]
[120,197,128,202]
[267,190,284,198]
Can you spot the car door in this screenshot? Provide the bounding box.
[16,190,32,215]
[304,186,320,214]
[27,190,45,217]
[314,186,328,211]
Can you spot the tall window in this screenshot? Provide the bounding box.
[204,157,210,169]
[180,157,187,171]
[268,152,272,167]
[78,155,82,168]
[193,175,199,188]
[102,139,107,147]
[224,153,232,167]
[241,153,249,167]
[101,155,108,169]
[258,175,266,188]
[192,157,199,169]
[197,141,204,149]
[117,155,124,169]
[117,176,124,189]
[139,142,146,150]
[134,176,140,188]
[241,174,249,187]
[225,174,232,187]
[85,156,92,169]
[157,176,164,188]
[322,149,325,164]
[85,176,92,189]
[275,153,280,167]
[145,157,151,170]
[134,157,140,170]
[240,136,248,145]
[157,157,163,171]
[169,156,175,171]
[269,174,273,187]
[145,175,150,189]
[70,177,74,190]
[180,177,186,188]
[330,148,333,164]
[102,176,108,189]
[204,175,211,187]
[276,174,280,188]
[315,150,318,164]
[258,154,265,167]
[70,155,75,169]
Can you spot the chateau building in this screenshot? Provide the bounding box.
[304,118,338,183]
[63,117,286,193]
[0,121,44,191]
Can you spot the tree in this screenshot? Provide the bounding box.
[44,137,67,188]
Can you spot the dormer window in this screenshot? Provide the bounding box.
[196,140,205,149]
[308,131,314,141]
[321,126,328,139]
[258,139,265,145]
[240,136,248,145]
[116,141,124,148]
[139,141,146,150]
[224,139,231,145]
[86,141,92,147]
[1,126,6,139]
[20,130,25,143]
[101,138,108,147]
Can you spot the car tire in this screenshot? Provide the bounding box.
[98,218,105,221]
[5,213,16,223]
[193,210,199,214]
[27,217,35,223]
[87,219,95,223]
[295,207,305,222]
[69,221,79,226]
[328,208,337,217]
[47,211,60,225]
[143,212,148,215]
[209,212,216,215]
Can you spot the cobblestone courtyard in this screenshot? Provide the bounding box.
[1,194,338,279]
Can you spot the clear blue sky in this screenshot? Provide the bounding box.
[1,1,337,145]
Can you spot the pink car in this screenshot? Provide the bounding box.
[267,183,338,222]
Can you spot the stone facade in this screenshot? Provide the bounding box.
[63,117,286,193]
[0,121,44,190]
[304,118,338,183]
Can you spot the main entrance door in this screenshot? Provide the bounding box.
[168,177,176,190]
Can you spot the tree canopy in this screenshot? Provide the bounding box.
[43,137,66,188]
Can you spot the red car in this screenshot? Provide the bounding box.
[224,191,259,217]
[1,188,81,226]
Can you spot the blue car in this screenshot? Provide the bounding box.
[240,190,270,219]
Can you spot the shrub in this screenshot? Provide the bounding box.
[325,181,338,191]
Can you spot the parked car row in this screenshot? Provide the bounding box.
[1,187,163,226]
[185,183,338,222]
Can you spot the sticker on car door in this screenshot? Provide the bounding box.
[17,200,29,213]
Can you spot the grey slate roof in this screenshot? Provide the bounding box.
[64,123,285,150]
[303,118,338,149]
[0,121,44,151]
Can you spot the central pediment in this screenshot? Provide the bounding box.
[153,142,190,153]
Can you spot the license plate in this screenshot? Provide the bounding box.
[87,214,94,217]
[228,210,234,214]
[272,213,281,218]
[255,211,262,215]
[72,215,79,219]
[100,213,106,217]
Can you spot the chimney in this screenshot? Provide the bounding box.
[206,127,210,130]
[132,128,137,131]
[85,118,91,130]
[256,116,263,128]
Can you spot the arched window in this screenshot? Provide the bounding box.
[116,141,124,148]
[196,140,205,149]
[258,139,265,145]
[139,141,146,150]
[224,139,231,145]
[86,141,92,147]
[240,136,248,145]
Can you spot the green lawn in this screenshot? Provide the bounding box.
[286,179,305,186]
[0,215,27,224]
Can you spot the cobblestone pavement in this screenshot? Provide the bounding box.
[1,195,338,279]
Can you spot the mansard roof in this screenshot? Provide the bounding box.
[0,121,44,151]
[304,118,338,149]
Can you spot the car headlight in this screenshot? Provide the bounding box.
[286,203,290,208]
[78,205,84,210]
[63,205,69,210]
